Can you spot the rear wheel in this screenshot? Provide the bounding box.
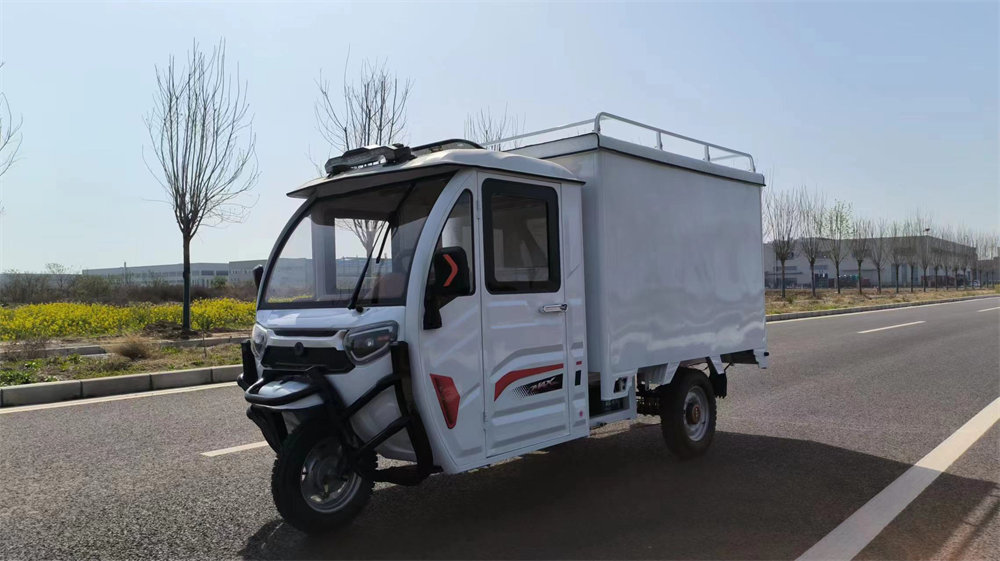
[271,422,375,534]
[659,368,716,460]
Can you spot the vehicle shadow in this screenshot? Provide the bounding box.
[239,424,997,560]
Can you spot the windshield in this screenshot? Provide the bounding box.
[260,174,452,309]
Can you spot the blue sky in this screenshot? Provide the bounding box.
[0,1,996,271]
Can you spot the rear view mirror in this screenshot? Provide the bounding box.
[252,265,264,290]
[430,247,471,297]
[424,247,471,330]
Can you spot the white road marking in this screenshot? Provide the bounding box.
[797,396,1000,561]
[976,306,1000,312]
[0,382,236,415]
[201,441,269,457]
[857,320,925,334]
[770,296,999,324]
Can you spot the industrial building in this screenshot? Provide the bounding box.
[762,235,982,289]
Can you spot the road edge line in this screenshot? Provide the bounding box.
[0,381,237,414]
[796,396,1000,561]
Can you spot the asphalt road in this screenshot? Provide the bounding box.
[1,297,997,560]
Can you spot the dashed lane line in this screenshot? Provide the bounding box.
[201,441,269,457]
[857,321,925,334]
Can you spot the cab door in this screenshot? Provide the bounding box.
[480,175,571,457]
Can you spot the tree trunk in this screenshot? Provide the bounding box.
[877,268,882,294]
[182,235,192,335]
[857,260,864,295]
[894,264,900,293]
[809,261,816,298]
[923,267,928,291]
[780,260,786,299]
[835,263,841,294]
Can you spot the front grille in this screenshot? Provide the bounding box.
[260,345,354,373]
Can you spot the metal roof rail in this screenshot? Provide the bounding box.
[487,112,756,172]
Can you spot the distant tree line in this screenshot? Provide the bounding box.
[0,265,255,306]
[764,186,999,298]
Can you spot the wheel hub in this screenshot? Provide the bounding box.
[300,438,362,513]
[685,403,702,424]
[682,386,710,442]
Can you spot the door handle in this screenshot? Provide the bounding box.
[540,303,568,313]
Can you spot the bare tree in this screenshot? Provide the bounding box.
[849,218,871,295]
[958,228,976,289]
[0,62,23,180]
[465,106,523,150]
[764,187,801,298]
[825,200,852,293]
[915,215,933,292]
[44,263,75,298]
[145,40,258,334]
[315,57,411,255]
[797,189,826,298]
[869,218,888,293]
[888,221,909,294]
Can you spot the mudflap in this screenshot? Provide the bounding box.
[710,372,727,399]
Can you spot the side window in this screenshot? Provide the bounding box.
[483,179,560,293]
[428,190,475,298]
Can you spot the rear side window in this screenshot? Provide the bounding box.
[482,179,560,293]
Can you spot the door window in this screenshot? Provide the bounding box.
[483,179,560,293]
[428,190,475,300]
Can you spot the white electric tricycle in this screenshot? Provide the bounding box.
[238,113,769,533]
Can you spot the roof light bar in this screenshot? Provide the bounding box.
[324,144,414,177]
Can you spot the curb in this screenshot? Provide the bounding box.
[766,294,998,322]
[0,364,242,408]
[22,335,247,359]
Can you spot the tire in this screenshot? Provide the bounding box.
[271,422,376,534]
[659,368,716,460]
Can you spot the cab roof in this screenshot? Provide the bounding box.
[287,148,582,199]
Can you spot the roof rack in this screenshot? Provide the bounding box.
[324,144,414,177]
[487,112,756,172]
[411,139,483,155]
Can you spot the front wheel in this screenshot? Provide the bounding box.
[659,368,717,460]
[271,423,375,534]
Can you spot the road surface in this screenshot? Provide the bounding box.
[1,297,998,560]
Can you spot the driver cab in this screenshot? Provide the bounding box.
[255,145,587,476]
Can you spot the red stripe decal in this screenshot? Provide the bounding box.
[442,254,458,287]
[494,363,563,400]
[576,361,582,366]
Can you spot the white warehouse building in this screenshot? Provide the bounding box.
[763,235,978,289]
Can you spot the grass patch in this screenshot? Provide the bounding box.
[0,343,242,387]
[766,288,995,315]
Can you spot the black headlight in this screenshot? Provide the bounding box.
[343,321,398,364]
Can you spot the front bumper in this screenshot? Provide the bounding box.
[240,341,437,486]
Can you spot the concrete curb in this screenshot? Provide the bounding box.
[0,364,241,408]
[29,335,246,358]
[766,293,998,322]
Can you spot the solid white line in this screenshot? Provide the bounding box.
[977,306,1000,312]
[857,320,925,334]
[0,382,236,415]
[770,296,999,324]
[797,396,1000,561]
[201,441,269,457]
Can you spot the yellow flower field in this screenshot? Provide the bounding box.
[0,298,255,341]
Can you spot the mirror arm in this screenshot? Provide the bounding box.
[423,293,442,330]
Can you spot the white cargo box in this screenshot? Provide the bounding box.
[509,118,767,400]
